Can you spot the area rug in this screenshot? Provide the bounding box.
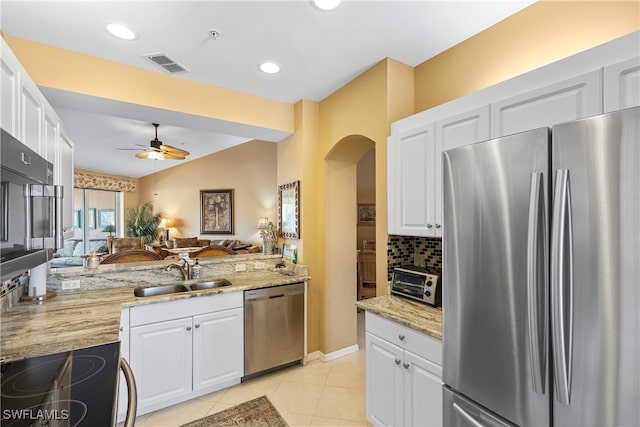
[179,395,288,427]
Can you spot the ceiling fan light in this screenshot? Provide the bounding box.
[106,23,137,40]
[148,151,164,160]
[311,0,341,11]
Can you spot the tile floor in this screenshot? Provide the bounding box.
[129,311,369,427]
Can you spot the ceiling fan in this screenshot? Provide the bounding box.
[120,123,190,160]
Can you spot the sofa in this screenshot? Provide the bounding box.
[50,239,109,267]
[159,237,261,258]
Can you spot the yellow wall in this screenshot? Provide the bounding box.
[137,140,277,244]
[3,36,294,135]
[414,0,640,111]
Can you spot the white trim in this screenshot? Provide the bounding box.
[304,344,360,364]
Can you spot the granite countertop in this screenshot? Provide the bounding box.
[1,266,309,363]
[355,294,442,340]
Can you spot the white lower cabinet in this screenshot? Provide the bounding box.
[365,311,442,427]
[123,292,243,417]
[131,317,194,409]
[192,308,244,391]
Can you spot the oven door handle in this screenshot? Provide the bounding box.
[119,357,137,427]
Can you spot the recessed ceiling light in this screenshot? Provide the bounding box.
[311,0,341,11]
[106,23,137,41]
[259,62,281,74]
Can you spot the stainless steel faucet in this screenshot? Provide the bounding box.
[164,258,192,280]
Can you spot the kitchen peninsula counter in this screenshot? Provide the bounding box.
[355,294,442,340]
[1,256,308,363]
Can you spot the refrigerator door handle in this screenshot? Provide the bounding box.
[452,402,485,427]
[551,168,574,406]
[526,172,548,395]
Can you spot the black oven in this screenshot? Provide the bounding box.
[1,342,122,427]
[0,129,63,282]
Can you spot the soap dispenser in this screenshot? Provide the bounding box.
[192,259,202,279]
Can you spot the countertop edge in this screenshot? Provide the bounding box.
[356,294,442,340]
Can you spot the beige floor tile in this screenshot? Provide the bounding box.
[138,398,215,427]
[217,378,281,405]
[282,360,331,385]
[280,411,314,427]
[310,416,369,426]
[313,385,366,422]
[325,367,366,389]
[194,388,228,403]
[269,381,325,415]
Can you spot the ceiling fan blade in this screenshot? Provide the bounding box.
[162,152,187,160]
[116,148,144,151]
[160,144,190,156]
[134,151,186,160]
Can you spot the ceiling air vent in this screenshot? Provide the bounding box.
[144,53,189,74]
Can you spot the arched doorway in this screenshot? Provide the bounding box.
[321,134,375,354]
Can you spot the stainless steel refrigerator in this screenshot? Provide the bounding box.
[442,107,639,426]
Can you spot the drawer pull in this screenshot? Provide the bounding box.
[398,334,405,341]
[403,362,410,369]
[395,359,401,365]
[186,326,192,331]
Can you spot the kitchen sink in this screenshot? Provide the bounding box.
[189,279,232,290]
[134,284,189,297]
[134,279,233,297]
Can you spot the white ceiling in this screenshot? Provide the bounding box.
[1,0,535,178]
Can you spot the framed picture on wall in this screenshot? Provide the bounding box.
[200,189,234,234]
[98,209,115,228]
[77,208,96,229]
[278,180,300,239]
[357,204,376,226]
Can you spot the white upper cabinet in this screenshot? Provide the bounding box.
[58,127,75,238]
[388,123,436,237]
[436,105,491,153]
[43,105,59,164]
[19,73,45,154]
[604,57,640,113]
[388,32,638,237]
[491,69,602,138]
[1,38,75,239]
[1,46,20,138]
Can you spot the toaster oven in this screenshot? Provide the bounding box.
[391,266,441,306]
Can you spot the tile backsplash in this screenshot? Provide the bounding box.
[387,235,442,281]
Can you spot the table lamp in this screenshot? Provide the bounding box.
[158,218,171,244]
[256,217,276,255]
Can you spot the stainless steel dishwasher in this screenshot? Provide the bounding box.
[244,282,304,378]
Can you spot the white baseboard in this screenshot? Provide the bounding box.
[304,344,360,364]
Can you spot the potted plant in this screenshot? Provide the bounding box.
[125,202,162,244]
[102,224,116,237]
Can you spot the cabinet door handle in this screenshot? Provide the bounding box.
[403,363,410,369]
[186,326,192,331]
[195,324,200,328]
[398,334,405,341]
[427,224,433,229]
[119,326,124,332]
[395,359,401,365]
[435,224,441,229]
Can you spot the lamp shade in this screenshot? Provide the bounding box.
[256,217,271,229]
[158,218,170,229]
